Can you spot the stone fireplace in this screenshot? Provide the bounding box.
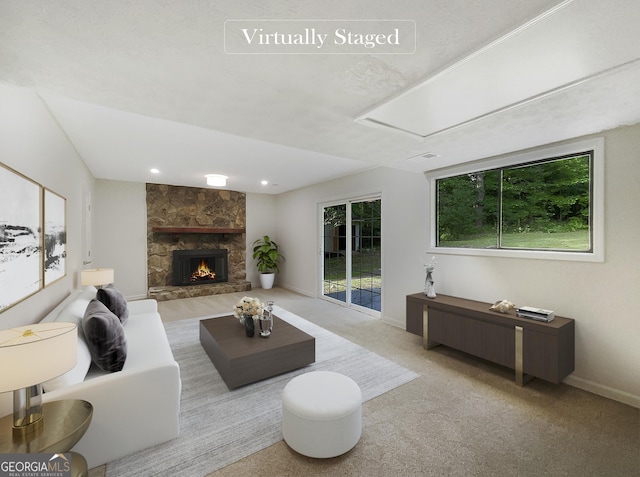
[146,183,251,301]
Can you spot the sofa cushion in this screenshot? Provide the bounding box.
[43,294,94,392]
[39,286,97,324]
[43,330,92,392]
[82,299,128,372]
[96,284,129,325]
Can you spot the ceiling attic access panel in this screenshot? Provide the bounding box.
[355,0,640,139]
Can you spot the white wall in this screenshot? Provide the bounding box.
[93,180,148,299]
[89,186,279,294]
[428,127,640,406]
[274,167,428,324]
[246,193,278,287]
[0,83,94,327]
[274,126,640,407]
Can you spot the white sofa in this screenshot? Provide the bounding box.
[0,286,181,469]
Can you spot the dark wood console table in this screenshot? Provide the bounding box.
[406,293,575,385]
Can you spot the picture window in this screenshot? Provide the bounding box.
[427,138,604,262]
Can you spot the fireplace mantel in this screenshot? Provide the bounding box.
[152,227,246,234]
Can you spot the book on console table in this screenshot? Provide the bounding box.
[516,306,555,322]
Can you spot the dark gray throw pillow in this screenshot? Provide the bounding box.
[82,299,127,372]
[96,284,129,325]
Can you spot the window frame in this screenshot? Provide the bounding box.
[425,138,604,262]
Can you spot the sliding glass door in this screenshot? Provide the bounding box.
[322,203,348,305]
[322,197,381,315]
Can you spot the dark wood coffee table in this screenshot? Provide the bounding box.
[199,314,315,389]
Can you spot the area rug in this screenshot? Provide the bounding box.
[105,306,420,477]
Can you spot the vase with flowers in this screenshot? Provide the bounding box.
[423,254,437,299]
[233,296,265,337]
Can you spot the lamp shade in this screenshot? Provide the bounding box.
[81,268,114,287]
[0,322,77,393]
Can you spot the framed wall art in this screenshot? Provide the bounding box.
[0,163,43,311]
[44,188,67,286]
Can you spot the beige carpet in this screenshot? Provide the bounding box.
[105,307,418,476]
[92,288,639,477]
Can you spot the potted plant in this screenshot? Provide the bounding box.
[252,235,284,289]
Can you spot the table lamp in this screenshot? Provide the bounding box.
[81,268,114,288]
[0,323,77,438]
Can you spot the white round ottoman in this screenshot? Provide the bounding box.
[282,371,362,458]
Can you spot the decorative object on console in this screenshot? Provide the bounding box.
[259,301,274,337]
[490,299,516,313]
[0,322,77,438]
[233,296,264,337]
[252,235,284,290]
[516,306,555,322]
[81,267,115,288]
[423,254,437,298]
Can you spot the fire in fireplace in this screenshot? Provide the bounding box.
[191,258,216,282]
[172,249,228,286]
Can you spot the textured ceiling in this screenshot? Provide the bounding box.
[1,0,639,193]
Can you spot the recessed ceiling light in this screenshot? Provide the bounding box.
[150,168,160,174]
[261,180,269,186]
[205,174,228,187]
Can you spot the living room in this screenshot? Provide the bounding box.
[1,1,639,476]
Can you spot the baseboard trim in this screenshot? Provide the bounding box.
[382,316,405,329]
[281,285,315,297]
[564,375,639,408]
[127,293,148,301]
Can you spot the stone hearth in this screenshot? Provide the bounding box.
[148,282,250,302]
[146,183,251,301]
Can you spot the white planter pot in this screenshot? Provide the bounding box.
[259,272,275,289]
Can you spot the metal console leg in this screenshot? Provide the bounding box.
[515,325,533,385]
[423,306,439,350]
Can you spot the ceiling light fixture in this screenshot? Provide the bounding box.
[150,168,160,174]
[261,180,268,186]
[205,174,228,187]
[407,152,440,162]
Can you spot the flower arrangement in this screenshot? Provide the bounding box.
[233,296,264,324]
[423,254,437,274]
[423,254,437,298]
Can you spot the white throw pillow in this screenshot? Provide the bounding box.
[43,296,93,392]
[66,298,92,319]
[43,335,92,392]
